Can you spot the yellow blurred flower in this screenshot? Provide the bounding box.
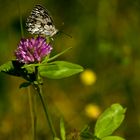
[85,104,101,119]
[80,69,97,85]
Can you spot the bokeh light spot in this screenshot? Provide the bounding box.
[80,69,97,85]
[85,104,101,119]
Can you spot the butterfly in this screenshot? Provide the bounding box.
[26,4,58,37]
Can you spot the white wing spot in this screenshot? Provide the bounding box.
[26,5,58,37]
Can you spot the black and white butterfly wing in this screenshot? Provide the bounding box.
[26,5,58,37]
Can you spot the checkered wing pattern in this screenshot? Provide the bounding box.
[26,5,58,36]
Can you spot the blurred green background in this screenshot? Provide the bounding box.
[0,0,140,139]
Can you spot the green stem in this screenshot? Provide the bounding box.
[17,0,24,38]
[35,84,57,138]
[28,86,37,140]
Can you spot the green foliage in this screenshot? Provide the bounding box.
[0,61,14,73]
[39,61,84,79]
[0,47,83,81]
[101,136,125,140]
[60,118,66,140]
[80,104,126,140]
[94,104,126,139]
[0,60,125,140]
[80,125,93,139]
[0,60,36,82]
[0,60,83,82]
[46,104,127,140]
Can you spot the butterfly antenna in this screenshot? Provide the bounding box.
[58,31,72,38]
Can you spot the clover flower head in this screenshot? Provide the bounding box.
[15,36,52,64]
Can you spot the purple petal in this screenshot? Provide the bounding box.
[15,36,53,64]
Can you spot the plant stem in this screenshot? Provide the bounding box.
[17,0,24,38]
[28,86,37,140]
[35,84,57,138]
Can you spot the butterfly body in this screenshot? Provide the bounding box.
[26,5,58,37]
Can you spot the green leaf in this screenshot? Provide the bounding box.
[0,61,14,73]
[94,104,126,139]
[0,60,36,82]
[38,61,84,79]
[19,82,31,88]
[60,118,66,140]
[80,125,93,139]
[101,136,125,140]
[0,60,23,76]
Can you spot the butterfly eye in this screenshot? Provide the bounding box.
[47,22,52,26]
